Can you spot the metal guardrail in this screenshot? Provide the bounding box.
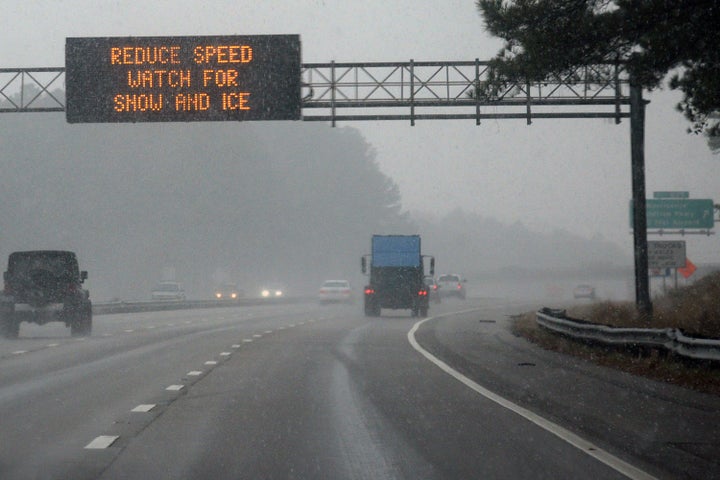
[92,297,309,315]
[536,309,720,362]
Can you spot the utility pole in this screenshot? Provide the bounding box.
[630,82,653,317]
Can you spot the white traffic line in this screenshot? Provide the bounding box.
[264,330,273,334]
[205,361,218,365]
[85,435,119,449]
[131,404,156,413]
[231,344,241,348]
[219,352,232,357]
[243,339,253,343]
[12,350,27,355]
[165,385,184,391]
[124,329,134,333]
[47,343,59,347]
[187,371,203,376]
[407,314,657,480]
[252,334,263,338]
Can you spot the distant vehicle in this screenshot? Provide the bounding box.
[214,283,242,300]
[573,284,596,299]
[318,279,353,304]
[437,274,466,300]
[0,250,92,338]
[362,234,434,317]
[260,283,284,298]
[424,275,441,303]
[151,281,185,301]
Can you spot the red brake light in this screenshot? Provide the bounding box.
[418,290,427,296]
[364,288,375,295]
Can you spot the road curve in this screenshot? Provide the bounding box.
[0,299,716,479]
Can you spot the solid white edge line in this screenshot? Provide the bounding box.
[407,314,658,480]
[85,435,119,449]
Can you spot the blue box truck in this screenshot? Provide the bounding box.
[361,235,434,317]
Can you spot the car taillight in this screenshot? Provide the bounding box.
[364,288,375,295]
[418,290,427,296]
[457,284,462,289]
[432,285,437,290]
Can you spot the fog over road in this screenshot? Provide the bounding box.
[0,299,717,479]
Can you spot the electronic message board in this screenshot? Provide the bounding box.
[65,35,301,123]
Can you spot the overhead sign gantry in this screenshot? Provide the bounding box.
[0,44,659,315]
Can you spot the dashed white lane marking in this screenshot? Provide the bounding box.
[166,385,184,391]
[252,334,263,338]
[124,329,134,333]
[166,323,175,327]
[85,435,119,449]
[205,361,218,365]
[243,339,253,343]
[12,350,27,355]
[47,343,59,347]
[184,321,192,325]
[408,315,658,480]
[231,344,241,348]
[102,333,112,337]
[264,330,273,334]
[131,404,156,413]
[287,323,296,327]
[187,371,203,376]
[147,325,156,329]
[220,352,232,357]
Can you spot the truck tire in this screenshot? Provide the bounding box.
[0,303,19,339]
[70,305,92,337]
[364,299,380,317]
[364,299,374,317]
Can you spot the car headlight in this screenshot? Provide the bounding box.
[231,293,237,299]
[215,293,222,299]
[275,290,283,297]
[261,289,270,297]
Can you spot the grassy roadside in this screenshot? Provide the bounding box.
[512,272,720,396]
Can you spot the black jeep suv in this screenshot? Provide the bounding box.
[0,250,92,338]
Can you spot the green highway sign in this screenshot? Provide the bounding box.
[630,199,715,229]
[653,191,689,199]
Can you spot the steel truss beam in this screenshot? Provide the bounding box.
[1,61,630,125]
[301,60,630,125]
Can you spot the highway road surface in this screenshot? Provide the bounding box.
[0,299,717,479]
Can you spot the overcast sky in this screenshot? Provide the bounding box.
[2,0,719,263]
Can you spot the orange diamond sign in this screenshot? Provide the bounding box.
[678,258,697,279]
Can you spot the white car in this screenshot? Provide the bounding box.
[436,274,466,300]
[573,284,596,299]
[151,281,186,301]
[318,279,353,304]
